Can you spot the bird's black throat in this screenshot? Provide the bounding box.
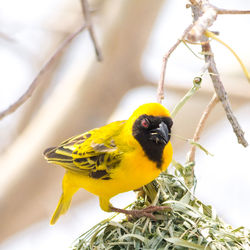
[132,115,172,169]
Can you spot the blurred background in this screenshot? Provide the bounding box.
[0,0,250,249]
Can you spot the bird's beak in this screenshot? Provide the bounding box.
[150,122,170,144]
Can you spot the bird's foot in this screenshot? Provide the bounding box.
[110,205,171,220]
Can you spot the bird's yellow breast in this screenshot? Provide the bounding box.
[64,141,172,199]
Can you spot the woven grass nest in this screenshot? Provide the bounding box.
[72,165,250,250]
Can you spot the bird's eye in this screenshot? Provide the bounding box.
[141,118,150,128]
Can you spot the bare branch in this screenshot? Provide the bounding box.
[188,0,198,5]
[216,8,250,15]
[157,40,181,103]
[186,4,217,42]
[186,0,249,148]
[188,93,219,163]
[202,42,248,147]
[0,0,102,121]
[80,0,103,61]
[0,24,86,121]
[187,3,250,43]
[157,24,194,103]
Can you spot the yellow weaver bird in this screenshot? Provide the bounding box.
[44,103,173,225]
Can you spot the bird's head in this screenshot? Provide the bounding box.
[125,103,173,168]
[132,114,172,146]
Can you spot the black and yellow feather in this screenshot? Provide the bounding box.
[45,121,125,180]
[44,103,173,224]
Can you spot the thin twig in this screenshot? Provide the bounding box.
[188,93,219,163]
[216,8,250,15]
[0,24,86,121]
[187,0,248,148]
[182,40,204,60]
[80,0,103,61]
[157,24,194,103]
[202,42,248,147]
[187,3,250,42]
[157,39,181,103]
[183,39,210,45]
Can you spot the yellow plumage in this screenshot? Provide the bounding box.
[44,103,173,224]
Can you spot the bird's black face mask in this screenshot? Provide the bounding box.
[132,115,173,168]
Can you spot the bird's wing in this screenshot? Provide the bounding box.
[44,120,126,180]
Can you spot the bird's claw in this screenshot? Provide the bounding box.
[110,205,171,220]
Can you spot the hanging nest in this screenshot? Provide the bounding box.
[72,168,250,249]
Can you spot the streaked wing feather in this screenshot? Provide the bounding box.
[44,121,126,179]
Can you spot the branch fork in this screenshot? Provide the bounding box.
[158,0,249,152]
[0,0,102,122]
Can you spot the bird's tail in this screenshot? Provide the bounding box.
[50,192,72,225]
[50,177,79,225]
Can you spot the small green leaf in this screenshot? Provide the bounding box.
[189,140,214,156]
[119,233,146,243]
[165,238,207,249]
